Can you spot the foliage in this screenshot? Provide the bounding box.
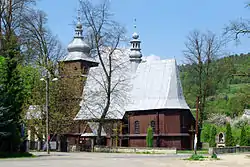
[186,154,206,161]
[0,152,34,158]
[209,126,217,147]
[206,113,228,126]
[0,34,25,152]
[225,123,235,146]
[240,126,248,146]
[201,123,211,143]
[146,126,153,147]
[211,153,218,159]
[231,117,250,129]
[180,53,250,118]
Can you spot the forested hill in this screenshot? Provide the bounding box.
[179,53,250,118]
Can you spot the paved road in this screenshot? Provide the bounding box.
[0,152,250,167]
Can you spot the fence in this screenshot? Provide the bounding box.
[209,146,250,154]
[94,146,177,154]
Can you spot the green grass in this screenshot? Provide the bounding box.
[177,149,208,154]
[184,153,221,161]
[185,154,207,161]
[135,151,164,154]
[0,152,35,159]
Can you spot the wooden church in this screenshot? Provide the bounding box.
[59,17,195,151]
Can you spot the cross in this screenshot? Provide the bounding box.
[134,18,137,30]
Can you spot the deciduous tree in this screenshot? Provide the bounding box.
[183,30,225,147]
[79,0,127,145]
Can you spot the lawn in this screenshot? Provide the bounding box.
[0,152,35,159]
[177,149,208,154]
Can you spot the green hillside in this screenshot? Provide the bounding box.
[180,54,250,118]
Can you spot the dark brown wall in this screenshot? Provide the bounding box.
[164,111,180,133]
[159,137,181,148]
[129,113,158,134]
[128,110,183,135]
[129,138,146,147]
[127,109,195,149]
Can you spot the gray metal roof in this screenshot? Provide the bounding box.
[75,49,131,120]
[74,49,189,120]
[81,122,106,137]
[126,59,189,111]
[62,20,97,64]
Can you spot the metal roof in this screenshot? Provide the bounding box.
[126,59,190,111]
[81,122,106,137]
[74,50,189,120]
[62,19,98,64]
[75,49,131,120]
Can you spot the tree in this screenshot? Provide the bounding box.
[240,126,248,146]
[201,124,211,143]
[0,34,25,152]
[19,9,70,144]
[20,9,65,73]
[79,0,126,145]
[0,0,37,50]
[209,126,217,147]
[224,2,250,41]
[146,126,153,147]
[225,123,234,147]
[183,30,224,147]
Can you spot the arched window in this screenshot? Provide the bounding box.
[134,121,140,134]
[151,120,156,133]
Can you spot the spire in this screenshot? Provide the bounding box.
[74,8,83,38]
[64,4,95,63]
[129,18,142,73]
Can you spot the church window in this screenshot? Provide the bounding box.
[134,121,140,134]
[151,120,156,133]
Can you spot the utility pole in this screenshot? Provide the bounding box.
[45,54,50,154]
[194,96,199,155]
[41,73,58,154]
[45,70,50,154]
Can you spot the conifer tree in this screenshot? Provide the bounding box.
[240,126,248,146]
[225,123,234,147]
[0,34,25,152]
[209,126,217,147]
[146,126,153,147]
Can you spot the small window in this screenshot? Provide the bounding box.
[150,121,156,133]
[134,121,140,134]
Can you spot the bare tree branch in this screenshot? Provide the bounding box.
[78,0,127,145]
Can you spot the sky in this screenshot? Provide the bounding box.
[37,0,250,63]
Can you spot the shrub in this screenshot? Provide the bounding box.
[146,126,153,147]
[225,123,235,146]
[187,154,206,161]
[211,153,218,159]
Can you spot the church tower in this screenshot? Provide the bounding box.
[129,20,142,73]
[59,14,98,99]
